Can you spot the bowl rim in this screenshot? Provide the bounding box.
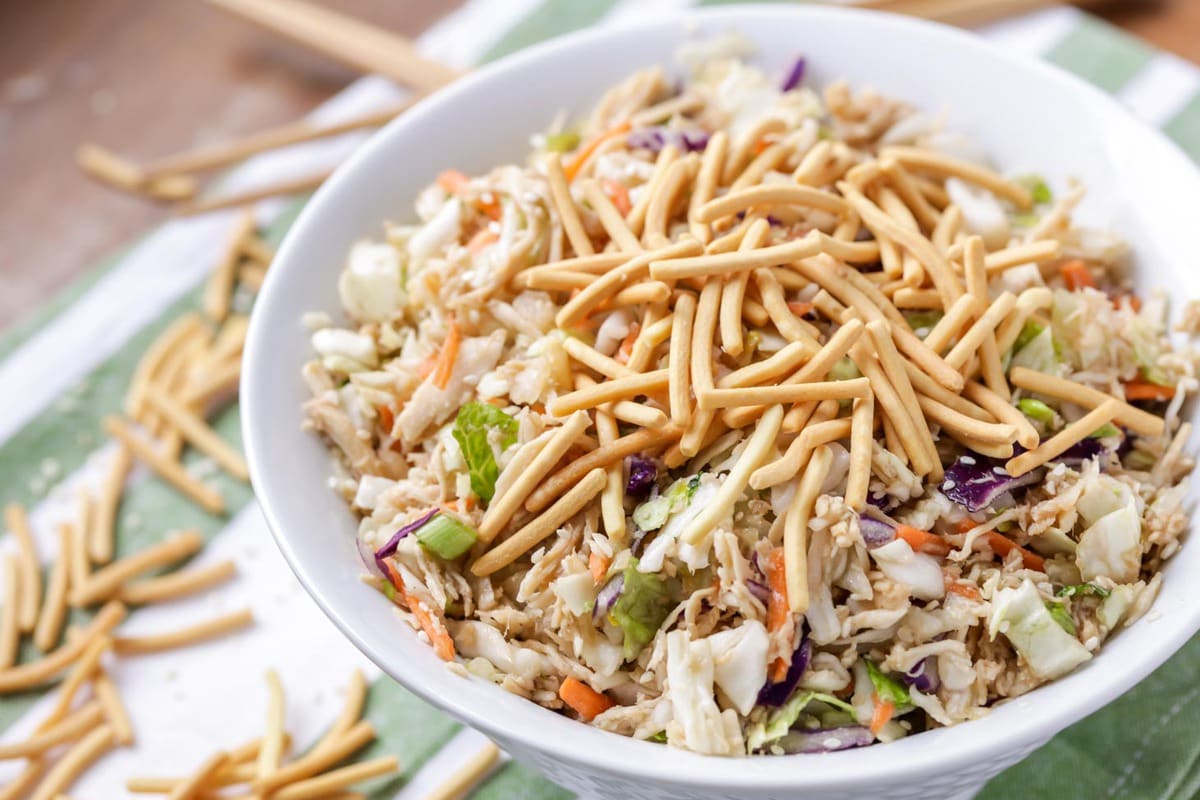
[243,3,1200,790]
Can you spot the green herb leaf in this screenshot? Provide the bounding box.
[452,402,518,502]
[611,563,675,660]
[865,660,910,707]
[1017,397,1055,424]
[545,131,581,153]
[1057,583,1111,599]
[648,731,668,743]
[415,513,479,560]
[1046,601,1077,635]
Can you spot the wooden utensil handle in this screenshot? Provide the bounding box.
[847,0,1063,27]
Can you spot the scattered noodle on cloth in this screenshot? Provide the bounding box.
[302,51,1198,756]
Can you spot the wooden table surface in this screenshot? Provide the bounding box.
[1,0,1196,330]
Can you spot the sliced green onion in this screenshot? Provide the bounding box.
[904,310,944,334]
[1057,583,1111,599]
[1017,397,1055,423]
[1089,422,1121,439]
[1016,175,1053,205]
[1046,601,1077,635]
[829,356,861,382]
[545,131,581,153]
[415,513,479,560]
[1013,320,1045,353]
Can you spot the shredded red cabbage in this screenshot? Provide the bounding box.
[626,127,709,153]
[373,509,437,576]
[903,657,940,693]
[757,634,812,707]
[593,573,625,623]
[776,725,873,754]
[941,455,1040,513]
[858,514,895,548]
[1058,437,1108,464]
[780,56,807,92]
[625,456,658,496]
[746,578,770,605]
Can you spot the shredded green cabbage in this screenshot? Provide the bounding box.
[631,475,700,531]
[611,562,675,660]
[746,690,857,752]
[1011,327,1059,375]
[865,660,911,707]
[452,402,518,502]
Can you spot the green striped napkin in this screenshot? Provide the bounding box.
[2,2,1198,798]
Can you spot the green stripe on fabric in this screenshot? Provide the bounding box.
[0,239,140,363]
[1044,16,1153,94]
[359,679,462,799]
[0,204,304,731]
[1163,91,1200,163]
[472,761,574,800]
[979,633,1200,800]
[0,202,304,511]
[0,401,250,732]
[479,0,619,64]
[696,0,802,5]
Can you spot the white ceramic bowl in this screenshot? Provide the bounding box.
[242,6,1200,799]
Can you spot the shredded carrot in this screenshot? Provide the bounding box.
[601,179,632,216]
[564,120,632,183]
[477,192,503,221]
[614,323,641,365]
[382,563,455,661]
[1113,294,1142,312]
[376,404,395,434]
[1123,379,1176,402]
[588,551,611,584]
[787,301,814,317]
[559,677,614,721]
[432,315,461,390]
[954,518,977,534]
[436,169,470,195]
[765,549,791,682]
[467,228,499,253]
[944,577,982,601]
[869,696,895,736]
[986,531,1045,572]
[1060,259,1095,291]
[895,524,951,557]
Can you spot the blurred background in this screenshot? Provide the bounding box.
[0,0,1197,330]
